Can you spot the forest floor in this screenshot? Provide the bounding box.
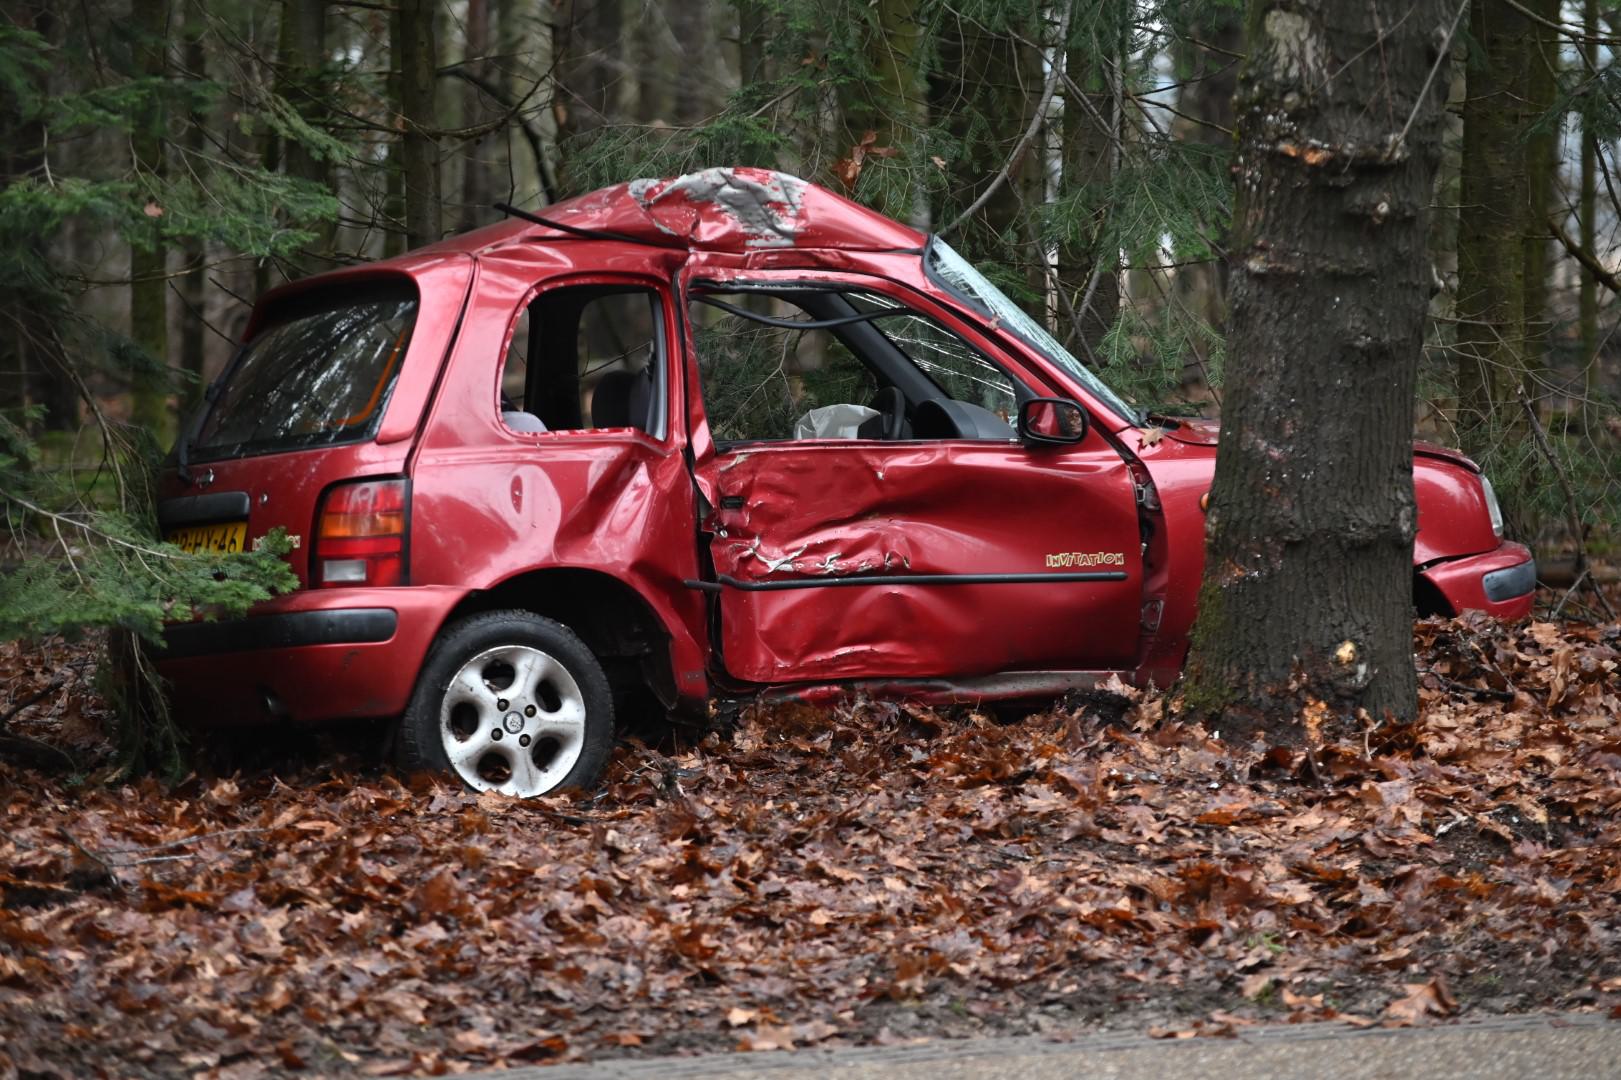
[0,604,1618,1079]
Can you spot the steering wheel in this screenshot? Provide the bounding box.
[868,386,907,440]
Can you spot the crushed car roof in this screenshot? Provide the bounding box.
[429,167,928,258]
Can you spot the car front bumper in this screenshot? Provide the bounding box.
[1418,541,1537,620]
[154,585,467,726]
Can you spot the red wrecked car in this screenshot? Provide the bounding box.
[155,167,1534,797]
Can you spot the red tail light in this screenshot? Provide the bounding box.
[314,479,408,587]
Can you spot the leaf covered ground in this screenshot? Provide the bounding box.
[2,614,1620,1078]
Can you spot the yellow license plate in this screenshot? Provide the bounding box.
[166,521,248,555]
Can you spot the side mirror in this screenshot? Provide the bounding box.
[1018,398,1089,446]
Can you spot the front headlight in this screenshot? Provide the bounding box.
[1480,475,1504,539]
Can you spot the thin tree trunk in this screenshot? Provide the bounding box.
[632,5,668,123]
[930,16,1032,269]
[1180,0,1450,740]
[257,3,289,296]
[460,0,492,231]
[396,0,441,248]
[1456,0,1532,459]
[836,0,918,220]
[1169,8,1242,351]
[736,0,766,87]
[554,0,620,192]
[179,4,207,413]
[130,0,170,436]
[669,0,711,126]
[1060,19,1121,361]
[383,7,406,255]
[1580,0,1599,411]
[1521,0,1558,406]
[283,0,330,271]
[2,3,71,431]
[842,0,916,151]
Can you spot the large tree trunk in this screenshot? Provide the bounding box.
[1180,0,1450,741]
[130,0,170,436]
[396,0,441,248]
[1455,0,1533,459]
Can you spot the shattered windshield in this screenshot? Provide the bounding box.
[924,239,1142,426]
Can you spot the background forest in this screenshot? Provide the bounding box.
[2,0,1619,692]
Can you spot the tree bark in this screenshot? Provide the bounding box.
[396,0,441,248]
[1169,7,1242,347]
[130,0,170,436]
[553,0,620,192]
[282,0,331,271]
[0,2,72,431]
[668,0,712,126]
[1456,0,1532,459]
[1180,0,1450,741]
[383,6,406,255]
[281,0,326,185]
[1580,0,1599,411]
[459,0,492,231]
[1520,0,1558,400]
[179,3,207,413]
[930,15,1034,269]
[1059,17,1121,362]
[736,0,767,87]
[842,0,918,154]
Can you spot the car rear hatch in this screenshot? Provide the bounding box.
[158,256,474,589]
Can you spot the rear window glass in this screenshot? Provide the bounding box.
[193,284,418,460]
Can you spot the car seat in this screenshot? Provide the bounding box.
[591,368,654,432]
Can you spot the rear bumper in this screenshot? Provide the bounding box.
[1419,541,1536,620]
[155,586,466,726]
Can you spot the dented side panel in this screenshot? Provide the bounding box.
[699,441,1144,683]
[408,246,711,699]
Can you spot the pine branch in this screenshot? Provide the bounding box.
[1550,216,1621,295]
[940,1,1075,238]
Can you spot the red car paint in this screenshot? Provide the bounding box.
[155,168,1535,725]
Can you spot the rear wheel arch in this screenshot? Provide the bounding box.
[442,566,679,707]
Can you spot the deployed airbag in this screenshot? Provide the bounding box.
[793,404,880,440]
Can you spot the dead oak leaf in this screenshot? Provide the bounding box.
[1382,976,1456,1026]
[738,1023,798,1051]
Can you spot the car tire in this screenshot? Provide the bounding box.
[398,610,615,797]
